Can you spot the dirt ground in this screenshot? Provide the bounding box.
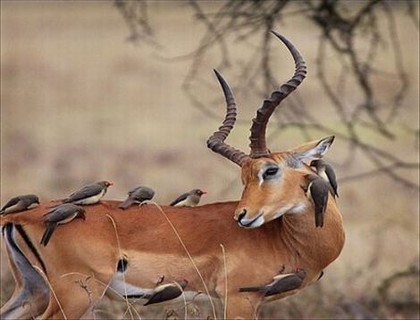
[1,2,419,319]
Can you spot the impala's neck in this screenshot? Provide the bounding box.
[279,199,345,273]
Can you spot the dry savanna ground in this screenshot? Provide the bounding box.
[1,2,419,319]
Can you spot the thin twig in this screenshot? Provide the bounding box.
[220,244,228,320]
[33,265,67,320]
[105,214,137,320]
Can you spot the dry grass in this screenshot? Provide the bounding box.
[1,1,419,319]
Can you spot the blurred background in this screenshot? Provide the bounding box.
[1,1,418,319]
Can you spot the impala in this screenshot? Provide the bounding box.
[0,32,345,319]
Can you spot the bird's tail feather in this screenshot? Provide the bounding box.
[239,286,262,292]
[315,211,324,228]
[40,226,54,246]
[119,198,134,210]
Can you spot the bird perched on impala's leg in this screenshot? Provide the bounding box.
[310,159,339,198]
[40,204,86,246]
[239,269,306,296]
[143,279,188,306]
[302,174,330,228]
[61,180,113,205]
[170,189,206,207]
[0,194,40,215]
[119,186,155,210]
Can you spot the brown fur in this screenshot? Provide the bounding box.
[1,142,345,319]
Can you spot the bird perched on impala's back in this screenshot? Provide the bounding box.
[169,189,206,207]
[310,159,339,198]
[40,203,86,246]
[61,181,113,205]
[119,186,155,210]
[303,174,330,228]
[0,194,40,215]
[144,279,188,306]
[239,269,306,296]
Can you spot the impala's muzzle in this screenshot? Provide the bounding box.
[235,209,265,229]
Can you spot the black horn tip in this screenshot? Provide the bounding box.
[270,30,287,42]
[213,69,227,86]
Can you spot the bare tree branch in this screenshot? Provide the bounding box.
[114,0,419,191]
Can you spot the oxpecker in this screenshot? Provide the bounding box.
[0,194,40,215]
[239,269,306,296]
[62,180,113,205]
[144,279,188,306]
[40,204,86,246]
[310,159,339,198]
[303,174,330,228]
[169,189,206,207]
[119,186,155,209]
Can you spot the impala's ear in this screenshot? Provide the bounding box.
[291,136,334,161]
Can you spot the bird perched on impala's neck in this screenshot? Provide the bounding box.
[144,279,188,306]
[169,189,207,207]
[310,159,339,198]
[0,194,40,215]
[303,174,330,228]
[119,186,155,209]
[239,269,306,296]
[62,180,113,205]
[40,203,86,246]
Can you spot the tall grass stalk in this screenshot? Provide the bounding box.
[148,201,218,320]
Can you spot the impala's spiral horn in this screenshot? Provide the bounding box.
[207,32,307,165]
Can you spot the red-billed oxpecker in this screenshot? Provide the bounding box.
[144,279,188,306]
[119,186,155,209]
[303,174,330,228]
[310,159,339,198]
[40,204,86,246]
[169,189,207,207]
[240,269,306,296]
[0,195,40,215]
[61,180,113,205]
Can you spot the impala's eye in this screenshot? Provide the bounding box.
[263,167,279,179]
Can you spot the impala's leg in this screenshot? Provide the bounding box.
[39,272,112,320]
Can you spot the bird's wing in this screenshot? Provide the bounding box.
[1,197,19,211]
[170,193,189,206]
[310,180,329,214]
[65,184,103,202]
[265,273,305,296]
[134,188,155,201]
[325,165,338,195]
[45,207,76,223]
[144,286,181,305]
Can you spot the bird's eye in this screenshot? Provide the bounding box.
[263,167,279,179]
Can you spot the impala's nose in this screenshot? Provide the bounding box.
[235,209,247,222]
